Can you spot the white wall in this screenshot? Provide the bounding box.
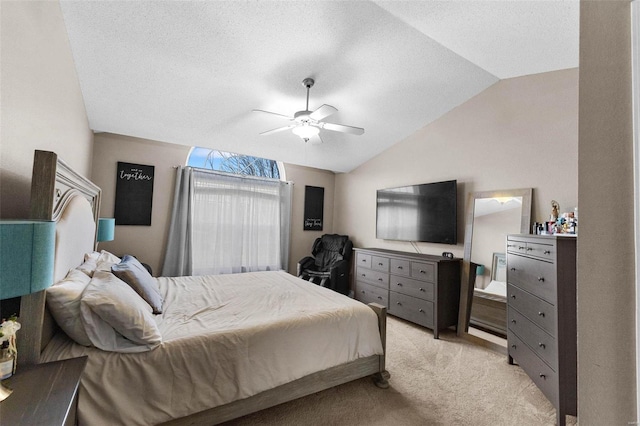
[334,69,579,259]
[0,1,93,218]
[578,1,636,422]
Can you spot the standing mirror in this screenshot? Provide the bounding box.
[457,188,532,338]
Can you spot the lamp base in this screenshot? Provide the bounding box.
[0,382,13,401]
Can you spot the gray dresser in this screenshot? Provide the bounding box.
[506,234,576,426]
[353,248,461,339]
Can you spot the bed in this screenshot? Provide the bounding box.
[19,150,389,425]
[469,253,507,337]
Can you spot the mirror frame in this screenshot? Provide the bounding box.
[457,187,533,337]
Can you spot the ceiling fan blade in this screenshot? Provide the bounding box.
[309,104,338,121]
[259,125,296,136]
[252,109,293,120]
[321,122,365,135]
[307,133,323,145]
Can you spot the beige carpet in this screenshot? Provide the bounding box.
[225,317,577,426]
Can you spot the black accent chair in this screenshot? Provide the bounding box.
[297,234,353,295]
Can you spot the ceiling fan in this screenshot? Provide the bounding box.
[253,78,364,144]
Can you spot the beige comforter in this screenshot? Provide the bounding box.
[42,270,384,425]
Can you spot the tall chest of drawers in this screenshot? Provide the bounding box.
[506,234,576,426]
[353,248,461,339]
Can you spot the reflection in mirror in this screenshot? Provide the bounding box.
[457,188,532,339]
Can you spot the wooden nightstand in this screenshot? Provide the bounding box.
[0,356,87,425]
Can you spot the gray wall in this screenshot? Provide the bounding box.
[578,1,636,423]
[334,69,579,259]
[0,1,93,218]
[91,133,336,275]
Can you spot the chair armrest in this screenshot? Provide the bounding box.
[297,256,315,276]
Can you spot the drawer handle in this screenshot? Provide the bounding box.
[361,259,366,262]
[360,290,365,293]
[538,311,545,317]
[377,296,383,300]
[543,250,551,254]
[510,267,516,271]
[419,270,426,274]
[378,262,383,266]
[539,374,546,380]
[396,283,403,286]
[537,277,545,282]
[418,308,424,313]
[511,319,516,324]
[526,247,533,251]
[378,278,383,281]
[419,287,425,292]
[397,266,404,269]
[511,294,516,299]
[396,302,402,306]
[507,244,516,248]
[511,344,517,349]
[518,246,526,250]
[538,343,546,349]
[361,273,366,277]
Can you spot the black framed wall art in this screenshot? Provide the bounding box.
[303,186,324,231]
[114,162,155,226]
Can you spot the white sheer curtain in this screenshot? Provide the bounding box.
[162,167,292,276]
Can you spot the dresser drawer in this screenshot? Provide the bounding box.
[356,266,388,288]
[507,237,556,262]
[390,258,411,276]
[410,261,436,282]
[356,253,372,269]
[389,291,434,328]
[372,256,390,272]
[356,281,388,306]
[507,254,557,304]
[508,333,559,407]
[390,274,434,301]
[525,241,556,261]
[508,307,557,369]
[507,284,556,335]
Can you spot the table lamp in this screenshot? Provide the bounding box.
[0,220,55,401]
[97,218,115,242]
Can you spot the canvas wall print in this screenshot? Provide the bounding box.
[114,162,155,226]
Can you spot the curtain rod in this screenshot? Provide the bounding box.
[171,165,293,185]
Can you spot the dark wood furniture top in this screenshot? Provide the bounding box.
[0,356,87,426]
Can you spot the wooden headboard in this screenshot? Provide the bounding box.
[17,150,101,366]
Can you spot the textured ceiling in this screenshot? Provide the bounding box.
[60,1,579,173]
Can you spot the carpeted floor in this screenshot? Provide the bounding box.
[225,317,577,426]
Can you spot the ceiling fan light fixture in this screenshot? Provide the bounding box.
[292,124,319,139]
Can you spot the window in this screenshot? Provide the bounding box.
[162,147,291,277]
[187,147,283,180]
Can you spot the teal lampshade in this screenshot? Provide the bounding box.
[97,218,115,242]
[475,264,485,276]
[0,220,55,299]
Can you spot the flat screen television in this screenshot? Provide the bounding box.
[376,180,457,244]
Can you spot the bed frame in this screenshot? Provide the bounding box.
[20,150,390,425]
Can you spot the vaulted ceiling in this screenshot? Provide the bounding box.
[60,1,579,172]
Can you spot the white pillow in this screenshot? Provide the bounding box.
[94,250,122,273]
[76,251,100,277]
[46,268,92,346]
[80,271,162,353]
